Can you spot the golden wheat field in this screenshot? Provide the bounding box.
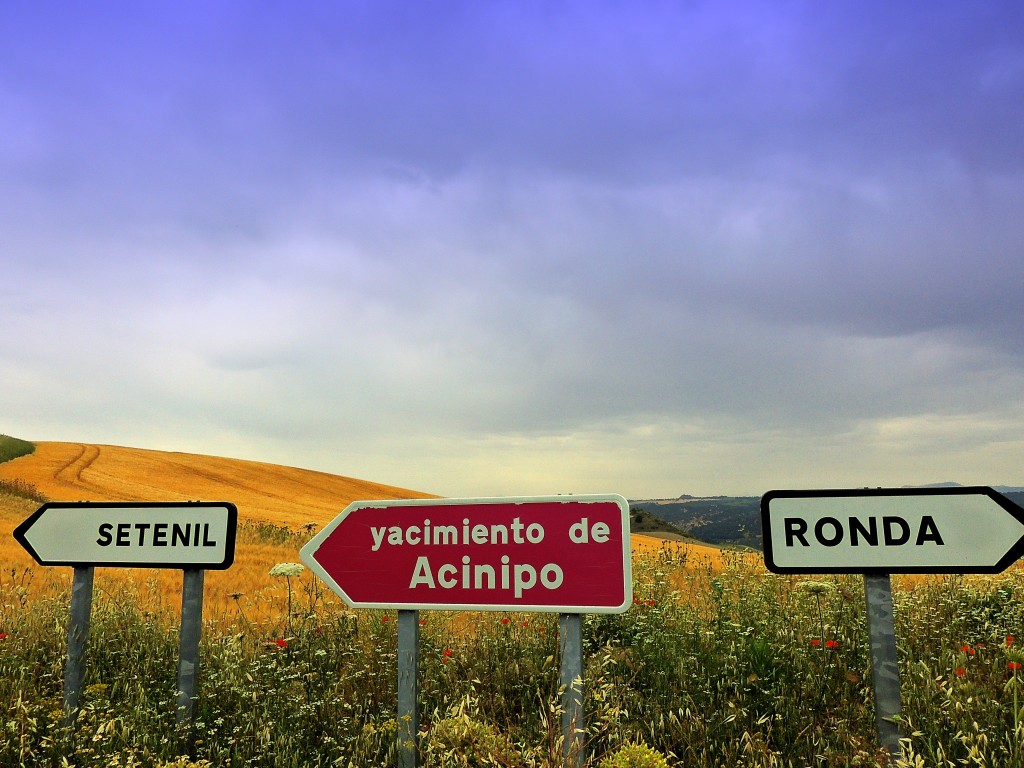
[0,442,736,628]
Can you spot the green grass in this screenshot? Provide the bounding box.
[1,553,1023,766]
[0,434,34,464]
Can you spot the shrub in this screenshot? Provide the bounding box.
[423,700,523,767]
[598,741,670,768]
[0,477,47,502]
[0,434,34,463]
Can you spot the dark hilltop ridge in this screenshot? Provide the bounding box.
[631,484,1024,550]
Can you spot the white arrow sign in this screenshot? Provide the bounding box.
[761,487,1024,574]
[14,502,238,569]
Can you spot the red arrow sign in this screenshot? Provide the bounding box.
[300,495,632,613]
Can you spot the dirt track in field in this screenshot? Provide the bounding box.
[0,442,436,529]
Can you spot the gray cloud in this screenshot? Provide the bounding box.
[3,1,1023,496]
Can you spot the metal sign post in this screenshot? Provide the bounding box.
[62,565,95,725]
[559,613,584,768]
[177,567,206,752]
[397,610,420,768]
[864,573,902,758]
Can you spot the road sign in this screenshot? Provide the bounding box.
[14,501,238,569]
[761,486,1024,574]
[301,494,632,613]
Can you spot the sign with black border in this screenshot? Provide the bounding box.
[14,501,238,569]
[761,486,1024,574]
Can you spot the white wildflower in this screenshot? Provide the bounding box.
[269,562,305,578]
[798,580,835,596]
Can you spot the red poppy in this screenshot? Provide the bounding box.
[0,632,7,641]
[443,649,453,657]
[382,616,389,622]
[1009,662,1022,672]
[955,666,966,677]
[825,640,839,650]
[647,599,656,607]
[419,619,427,626]
[961,644,975,655]
[810,639,822,648]
[1007,636,1015,647]
[275,638,287,649]
[501,618,510,625]
[522,620,529,627]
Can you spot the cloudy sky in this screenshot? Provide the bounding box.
[3,1,1022,499]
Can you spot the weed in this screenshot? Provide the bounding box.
[1,546,1023,765]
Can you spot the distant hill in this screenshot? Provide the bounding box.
[630,497,761,548]
[633,488,1024,550]
[627,506,701,541]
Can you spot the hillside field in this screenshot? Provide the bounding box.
[2,439,1024,767]
[0,441,735,622]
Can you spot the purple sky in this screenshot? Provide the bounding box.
[3,1,1023,498]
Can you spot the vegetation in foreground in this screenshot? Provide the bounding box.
[2,541,1024,767]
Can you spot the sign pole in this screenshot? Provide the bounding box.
[864,573,902,760]
[62,565,95,725]
[559,613,584,768]
[176,567,206,750]
[397,609,420,768]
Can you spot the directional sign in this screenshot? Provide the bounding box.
[761,487,1024,574]
[14,502,238,569]
[300,495,633,613]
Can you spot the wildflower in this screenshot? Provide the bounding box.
[961,644,975,655]
[382,615,389,622]
[1007,635,1016,647]
[501,618,510,625]
[1010,662,1022,672]
[1004,646,1024,668]
[85,683,109,698]
[419,619,427,626]
[800,581,834,596]
[956,666,966,678]
[810,639,822,648]
[0,632,7,640]
[522,620,529,628]
[825,639,839,650]
[443,649,453,657]
[269,562,305,578]
[275,638,287,649]
[647,599,656,607]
